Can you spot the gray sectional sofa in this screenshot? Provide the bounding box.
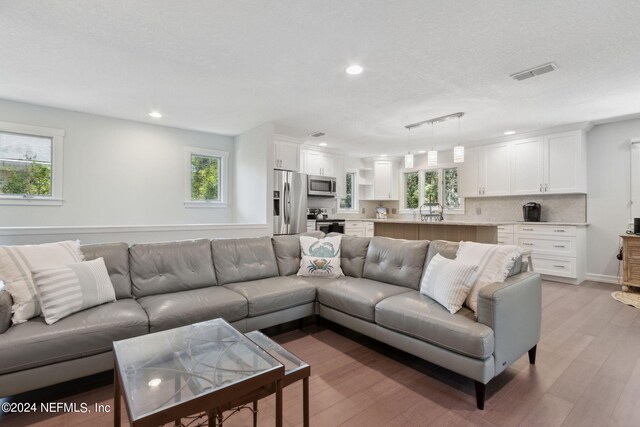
[0,233,541,409]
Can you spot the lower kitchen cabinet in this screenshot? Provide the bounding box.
[345,221,374,237]
[498,223,586,284]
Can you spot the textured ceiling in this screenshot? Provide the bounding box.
[1,1,640,156]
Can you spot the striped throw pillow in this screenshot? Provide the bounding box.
[0,240,84,324]
[32,258,116,324]
[420,254,477,314]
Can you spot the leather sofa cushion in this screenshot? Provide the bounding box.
[138,287,248,333]
[130,239,217,298]
[271,235,301,276]
[0,299,148,375]
[328,233,370,278]
[363,237,429,290]
[0,290,11,334]
[425,240,459,265]
[317,277,411,321]
[224,276,316,317]
[376,292,494,359]
[82,242,132,299]
[271,232,325,276]
[211,237,279,285]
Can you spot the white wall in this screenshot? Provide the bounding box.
[233,123,273,225]
[586,118,640,283]
[0,99,275,244]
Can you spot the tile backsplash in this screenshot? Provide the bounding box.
[309,194,587,223]
[443,194,587,223]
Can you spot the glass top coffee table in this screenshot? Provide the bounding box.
[113,319,287,427]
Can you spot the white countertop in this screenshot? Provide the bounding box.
[336,219,588,226]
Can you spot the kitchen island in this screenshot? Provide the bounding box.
[369,219,502,243]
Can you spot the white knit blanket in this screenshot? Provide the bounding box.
[456,241,522,314]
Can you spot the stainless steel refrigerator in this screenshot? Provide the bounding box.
[273,171,307,235]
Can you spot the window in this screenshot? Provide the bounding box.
[401,166,463,214]
[184,147,228,207]
[338,170,358,211]
[0,121,64,206]
[404,171,419,209]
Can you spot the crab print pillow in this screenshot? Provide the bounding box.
[297,235,344,278]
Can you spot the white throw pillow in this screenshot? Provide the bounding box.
[456,241,522,314]
[420,254,477,314]
[0,240,84,324]
[297,235,344,278]
[32,258,116,325]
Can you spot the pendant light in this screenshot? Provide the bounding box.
[427,123,438,167]
[453,116,465,163]
[404,128,414,168]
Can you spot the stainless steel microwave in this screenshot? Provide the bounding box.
[307,175,336,197]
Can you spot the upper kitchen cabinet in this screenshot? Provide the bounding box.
[458,143,510,197]
[373,160,399,200]
[544,131,586,194]
[302,150,335,177]
[273,135,302,171]
[511,131,586,195]
[511,137,544,195]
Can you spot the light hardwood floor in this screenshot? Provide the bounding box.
[2,280,640,427]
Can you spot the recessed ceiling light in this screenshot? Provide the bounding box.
[148,378,162,387]
[319,142,327,147]
[418,150,426,154]
[380,154,388,157]
[345,65,363,75]
[148,111,162,119]
[504,130,516,135]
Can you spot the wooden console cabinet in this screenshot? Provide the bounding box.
[621,235,640,291]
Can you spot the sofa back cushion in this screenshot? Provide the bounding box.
[82,242,132,299]
[129,239,216,297]
[272,232,325,276]
[328,233,370,278]
[211,237,279,285]
[363,237,429,290]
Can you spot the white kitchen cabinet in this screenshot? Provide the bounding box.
[458,147,482,198]
[345,221,374,237]
[544,131,586,194]
[511,137,544,195]
[373,160,398,200]
[306,220,316,233]
[458,143,510,197]
[511,131,586,195]
[302,150,335,177]
[481,142,511,196]
[273,135,302,172]
[513,223,586,284]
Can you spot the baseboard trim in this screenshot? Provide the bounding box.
[585,273,622,285]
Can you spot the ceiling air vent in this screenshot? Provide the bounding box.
[309,131,325,138]
[510,62,558,81]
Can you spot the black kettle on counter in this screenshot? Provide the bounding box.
[523,202,541,222]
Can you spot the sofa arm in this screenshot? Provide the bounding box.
[0,289,12,334]
[477,272,541,376]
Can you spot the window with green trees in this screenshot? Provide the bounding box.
[0,132,52,197]
[191,154,220,201]
[405,171,419,209]
[185,147,227,207]
[402,167,463,212]
[339,171,357,210]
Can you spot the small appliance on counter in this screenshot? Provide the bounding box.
[523,202,542,222]
[307,208,328,220]
[376,207,388,219]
